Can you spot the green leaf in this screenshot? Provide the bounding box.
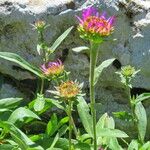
[96,113,115,135]
[108,138,123,150]
[50,26,73,51]
[47,133,59,150]
[37,44,42,55]
[96,128,128,138]
[8,107,40,124]
[74,142,91,150]
[135,93,150,104]
[94,58,115,85]
[55,138,69,150]
[113,111,133,121]
[0,98,22,109]
[72,46,89,53]
[105,116,115,129]
[128,140,139,150]
[96,113,108,129]
[135,102,147,143]
[139,141,150,150]
[58,125,68,137]
[79,134,92,143]
[77,96,93,137]
[57,117,69,129]
[0,121,43,150]
[46,98,64,110]
[0,144,16,150]
[0,108,11,113]
[29,98,53,115]
[34,94,45,112]
[46,114,58,136]
[0,52,43,78]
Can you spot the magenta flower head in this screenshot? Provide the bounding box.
[41,59,64,77]
[76,6,115,42]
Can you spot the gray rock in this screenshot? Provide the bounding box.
[0,83,25,99]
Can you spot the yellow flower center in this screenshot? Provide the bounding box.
[58,81,80,99]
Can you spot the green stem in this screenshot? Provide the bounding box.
[40,78,44,94]
[65,102,78,139]
[68,101,72,150]
[0,130,6,140]
[38,31,48,63]
[71,116,78,139]
[90,42,99,150]
[127,85,143,143]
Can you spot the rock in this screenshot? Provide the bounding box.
[0,0,150,139]
[0,83,25,99]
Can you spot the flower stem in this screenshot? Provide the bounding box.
[40,78,44,94]
[71,116,78,139]
[90,42,99,150]
[38,30,48,63]
[68,100,72,150]
[127,85,143,143]
[65,102,78,139]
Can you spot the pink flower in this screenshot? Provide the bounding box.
[41,59,64,76]
[76,6,115,42]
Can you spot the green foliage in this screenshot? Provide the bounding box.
[0,18,150,150]
[139,141,150,150]
[46,114,58,136]
[77,96,93,137]
[0,52,43,78]
[8,107,40,124]
[134,93,150,104]
[47,133,59,150]
[108,138,123,150]
[45,98,64,110]
[96,128,128,138]
[128,140,139,150]
[96,113,125,149]
[0,97,22,109]
[74,142,91,150]
[94,58,115,85]
[113,111,133,121]
[34,94,45,112]
[0,121,43,150]
[0,144,16,150]
[72,46,89,53]
[135,102,147,143]
[50,26,74,52]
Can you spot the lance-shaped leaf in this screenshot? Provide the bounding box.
[50,26,73,52]
[135,102,147,143]
[0,98,22,109]
[34,94,45,112]
[0,121,44,150]
[94,58,115,85]
[135,93,150,104]
[128,140,139,150]
[0,52,43,78]
[96,128,128,138]
[0,144,16,150]
[47,133,59,150]
[77,96,93,137]
[96,113,108,130]
[72,46,89,53]
[8,107,40,124]
[139,141,150,150]
[109,138,123,150]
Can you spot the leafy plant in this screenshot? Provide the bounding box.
[0,6,149,150]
